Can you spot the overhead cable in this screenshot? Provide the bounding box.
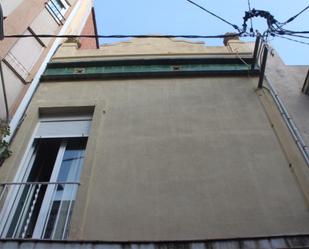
[185,0,241,32]
[283,33,309,40]
[247,0,254,34]
[280,30,309,34]
[242,8,309,38]
[4,33,244,39]
[275,34,309,46]
[281,4,309,26]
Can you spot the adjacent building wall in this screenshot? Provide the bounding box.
[0,0,95,121]
[79,8,99,49]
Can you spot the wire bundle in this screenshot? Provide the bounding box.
[241,6,309,44]
[1,1,309,46]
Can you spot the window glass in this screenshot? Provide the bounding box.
[43,138,87,239]
[46,0,69,24]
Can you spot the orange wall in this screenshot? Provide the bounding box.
[79,8,99,50]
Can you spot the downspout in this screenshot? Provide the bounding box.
[265,76,309,166]
[0,3,9,122]
[5,0,84,143]
[0,61,9,122]
[254,38,309,166]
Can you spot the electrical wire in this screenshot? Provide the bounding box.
[281,4,309,26]
[274,34,309,46]
[185,0,241,32]
[242,8,309,41]
[4,33,244,39]
[247,0,254,34]
[284,33,309,40]
[280,30,309,34]
[2,7,308,51]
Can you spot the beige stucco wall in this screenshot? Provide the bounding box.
[265,51,309,148]
[1,37,309,242]
[2,74,309,241]
[53,38,252,62]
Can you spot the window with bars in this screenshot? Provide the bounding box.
[0,116,91,239]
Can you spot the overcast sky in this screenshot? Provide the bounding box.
[94,0,309,65]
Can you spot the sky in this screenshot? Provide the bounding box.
[94,0,309,65]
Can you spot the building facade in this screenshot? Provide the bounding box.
[0,0,98,131]
[0,37,309,248]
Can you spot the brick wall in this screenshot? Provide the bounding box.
[79,8,99,49]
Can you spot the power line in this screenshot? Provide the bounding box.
[242,8,309,39]
[185,0,240,32]
[281,30,309,34]
[247,0,254,34]
[275,34,309,46]
[4,33,244,39]
[247,0,252,11]
[3,7,308,50]
[281,4,309,26]
[285,33,309,40]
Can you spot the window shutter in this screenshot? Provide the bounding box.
[35,120,92,138]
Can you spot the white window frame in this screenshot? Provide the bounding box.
[0,115,91,239]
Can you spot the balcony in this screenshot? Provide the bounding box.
[0,181,79,239]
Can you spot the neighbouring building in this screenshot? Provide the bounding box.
[0,36,309,248]
[0,0,98,134]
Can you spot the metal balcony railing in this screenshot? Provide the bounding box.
[0,181,79,240]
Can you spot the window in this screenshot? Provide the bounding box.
[0,116,91,239]
[46,0,69,25]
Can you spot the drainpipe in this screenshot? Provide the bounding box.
[0,3,4,41]
[264,76,309,166]
[5,0,84,143]
[255,38,309,166]
[0,61,9,122]
[0,3,9,122]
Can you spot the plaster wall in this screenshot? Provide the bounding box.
[2,76,309,241]
[4,29,44,81]
[1,0,24,16]
[266,52,309,149]
[53,38,252,62]
[30,8,62,46]
[0,62,25,118]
